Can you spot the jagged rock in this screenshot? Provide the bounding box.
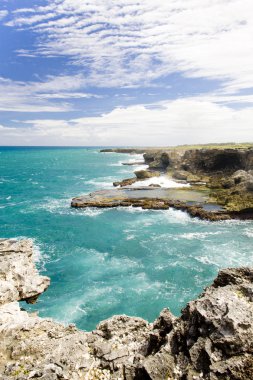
[1,240,253,379]
[103,147,253,215]
[181,149,253,174]
[232,170,250,184]
[113,177,137,187]
[232,170,253,192]
[221,178,235,189]
[177,268,253,379]
[144,152,170,169]
[0,239,50,305]
[134,170,160,179]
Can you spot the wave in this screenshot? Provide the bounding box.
[130,175,190,188]
[86,178,115,189]
[81,208,107,217]
[243,228,253,238]
[179,231,222,240]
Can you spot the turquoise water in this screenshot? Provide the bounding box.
[1,147,253,331]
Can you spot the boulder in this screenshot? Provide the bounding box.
[186,173,203,183]
[0,239,50,305]
[134,170,160,179]
[172,170,189,180]
[181,149,252,174]
[232,170,250,184]
[113,177,137,187]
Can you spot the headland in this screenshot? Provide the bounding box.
[72,143,253,221]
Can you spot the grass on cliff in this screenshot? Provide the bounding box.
[169,142,253,151]
[128,142,253,152]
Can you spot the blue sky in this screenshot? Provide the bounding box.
[0,0,253,146]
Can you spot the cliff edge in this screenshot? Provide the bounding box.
[0,239,253,379]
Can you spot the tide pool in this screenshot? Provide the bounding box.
[0,146,253,331]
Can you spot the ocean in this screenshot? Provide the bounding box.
[0,146,253,331]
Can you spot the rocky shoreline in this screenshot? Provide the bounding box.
[1,238,253,379]
[72,146,253,221]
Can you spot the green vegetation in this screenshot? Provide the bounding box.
[169,142,253,150]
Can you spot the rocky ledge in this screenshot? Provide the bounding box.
[96,146,253,220]
[1,238,253,379]
[71,188,239,221]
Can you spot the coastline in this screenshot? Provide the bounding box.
[1,238,253,379]
[72,145,253,221]
[1,146,253,379]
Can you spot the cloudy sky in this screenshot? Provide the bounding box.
[0,0,253,146]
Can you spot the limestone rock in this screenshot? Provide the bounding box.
[1,240,253,380]
[232,170,250,184]
[172,170,189,180]
[113,177,137,187]
[134,170,160,179]
[0,239,50,305]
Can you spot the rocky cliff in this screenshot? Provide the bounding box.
[1,238,253,379]
[102,147,253,214]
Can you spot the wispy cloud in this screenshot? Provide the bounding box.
[0,10,8,20]
[0,75,100,112]
[6,0,253,91]
[1,98,252,145]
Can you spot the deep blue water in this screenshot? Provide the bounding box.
[0,146,253,331]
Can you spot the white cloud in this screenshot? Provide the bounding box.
[6,0,253,91]
[0,10,8,20]
[1,98,252,145]
[0,75,99,112]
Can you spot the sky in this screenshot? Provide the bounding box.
[0,0,253,146]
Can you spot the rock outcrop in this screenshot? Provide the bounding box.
[103,147,253,214]
[142,148,253,175]
[134,170,160,179]
[1,239,253,379]
[0,239,50,305]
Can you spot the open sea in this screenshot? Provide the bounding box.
[1,146,253,331]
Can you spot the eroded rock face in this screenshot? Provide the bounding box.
[180,149,253,175]
[1,239,253,380]
[0,239,50,305]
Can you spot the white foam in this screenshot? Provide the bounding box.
[133,164,149,171]
[38,198,69,213]
[179,231,222,240]
[243,228,253,238]
[32,244,43,263]
[86,178,114,189]
[109,162,124,167]
[81,208,106,217]
[127,154,144,161]
[195,241,253,267]
[125,234,135,240]
[37,198,107,218]
[130,175,190,188]
[117,206,150,213]
[162,208,192,223]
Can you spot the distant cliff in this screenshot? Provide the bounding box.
[100,146,253,214]
[1,238,253,379]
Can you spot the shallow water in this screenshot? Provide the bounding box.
[0,147,253,331]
